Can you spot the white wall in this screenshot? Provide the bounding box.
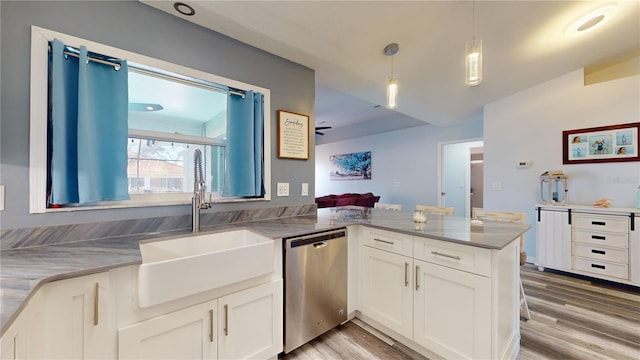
[315,115,483,212]
[484,69,640,260]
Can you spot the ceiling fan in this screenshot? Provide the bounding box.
[315,126,332,135]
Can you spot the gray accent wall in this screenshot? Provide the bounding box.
[0,1,316,229]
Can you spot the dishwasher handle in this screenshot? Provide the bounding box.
[286,228,347,249]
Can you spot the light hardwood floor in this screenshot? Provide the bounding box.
[281,264,640,360]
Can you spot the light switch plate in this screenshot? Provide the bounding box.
[301,183,309,196]
[492,182,503,191]
[0,185,4,211]
[277,182,289,197]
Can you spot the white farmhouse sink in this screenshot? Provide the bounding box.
[137,229,274,307]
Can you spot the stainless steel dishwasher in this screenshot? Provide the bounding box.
[283,228,348,353]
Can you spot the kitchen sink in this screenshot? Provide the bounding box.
[137,228,274,307]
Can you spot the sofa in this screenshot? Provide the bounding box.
[315,192,380,208]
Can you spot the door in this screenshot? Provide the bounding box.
[118,300,217,360]
[440,140,483,217]
[217,280,283,360]
[359,246,413,339]
[413,260,491,359]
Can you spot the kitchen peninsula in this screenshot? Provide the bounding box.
[1,206,529,359]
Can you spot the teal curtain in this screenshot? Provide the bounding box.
[224,91,265,197]
[50,39,129,204]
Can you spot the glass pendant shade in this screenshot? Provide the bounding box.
[387,77,398,109]
[465,39,482,86]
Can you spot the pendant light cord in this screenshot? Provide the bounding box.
[472,0,476,42]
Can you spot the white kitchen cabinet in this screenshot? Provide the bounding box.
[0,291,44,360]
[41,271,116,359]
[118,279,283,360]
[535,207,571,271]
[118,300,218,360]
[359,246,413,339]
[217,279,283,360]
[358,230,519,360]
[413,260,491,359]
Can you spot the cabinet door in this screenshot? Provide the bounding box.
[42,272,116,359]
[536,209,571,270]
[359,246,413,339]
[1,291,44,359]
[217,280,283,360]
[414,260,491,360]
[118,300,217,360]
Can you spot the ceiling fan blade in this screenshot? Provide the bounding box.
[315,126,332,130]
[315,131,325,135]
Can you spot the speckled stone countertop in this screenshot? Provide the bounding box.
[1,207,530,334]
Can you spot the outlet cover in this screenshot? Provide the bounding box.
[277,182,289,197]
[301,183,309,196]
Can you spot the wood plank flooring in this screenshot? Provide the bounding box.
[280,264,640,360]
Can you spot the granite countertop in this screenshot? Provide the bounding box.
[1,207,530,334]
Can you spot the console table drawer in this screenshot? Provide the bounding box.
[573,230,628,248]
[573,257,628,280]
[572,243,628,264]
[573,214,629,234]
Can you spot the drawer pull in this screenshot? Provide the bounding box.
[591,264,606,270]
[415,265,420,291]
[591,249,606,255]
[94,282,99,326]
[404,262,409,287]
[591,221,606,226]
[373,238,394,245]
[431,251,461,260]
[591,235,606,240]
[209,309,214,342]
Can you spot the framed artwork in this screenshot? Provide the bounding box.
[563,122,639,164]
[278,110,309,160]
[330,151,372,180]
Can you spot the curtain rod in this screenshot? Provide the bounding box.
[128,67,245,98]
[62,50,122,70]
[53,44,246,98]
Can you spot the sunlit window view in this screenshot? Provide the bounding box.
[127,68,228,195]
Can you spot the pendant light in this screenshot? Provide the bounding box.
[384,43,399,109]
[465,0,482,86]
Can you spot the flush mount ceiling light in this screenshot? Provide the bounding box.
[384,43,399,109]
[566,4,617,35]
[465,0,482,86]
[174,2,196,16]
[128,103,164,112]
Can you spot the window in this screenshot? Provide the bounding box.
[29,26,271,213]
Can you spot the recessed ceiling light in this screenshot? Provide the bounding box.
[129,103,164,112]
[567,4,617,36]
[174,2,196,16]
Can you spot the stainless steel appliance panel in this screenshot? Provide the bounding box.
[284,228,348,353]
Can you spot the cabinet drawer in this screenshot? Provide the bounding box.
[361,227,413,257]
[573,214,629,234]
[572,243,628,264]
[413,237,491,277]
[572,257,628,280]
[573,229,628,248]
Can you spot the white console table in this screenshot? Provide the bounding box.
[535,204,639,286]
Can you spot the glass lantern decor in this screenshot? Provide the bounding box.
[540,171,568,205]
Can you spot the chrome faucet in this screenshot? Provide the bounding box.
[192,149,211,232]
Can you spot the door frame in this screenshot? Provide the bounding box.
[437,138,483,217]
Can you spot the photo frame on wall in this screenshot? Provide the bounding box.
[563,122,639,164]
[330,151,372,180]
[277,110,309,160]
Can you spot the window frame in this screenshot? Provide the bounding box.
[29,26,271,214]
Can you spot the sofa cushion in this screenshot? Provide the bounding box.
[354,195,375,207]
[315,198,336,208]
[334,196,357,206]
